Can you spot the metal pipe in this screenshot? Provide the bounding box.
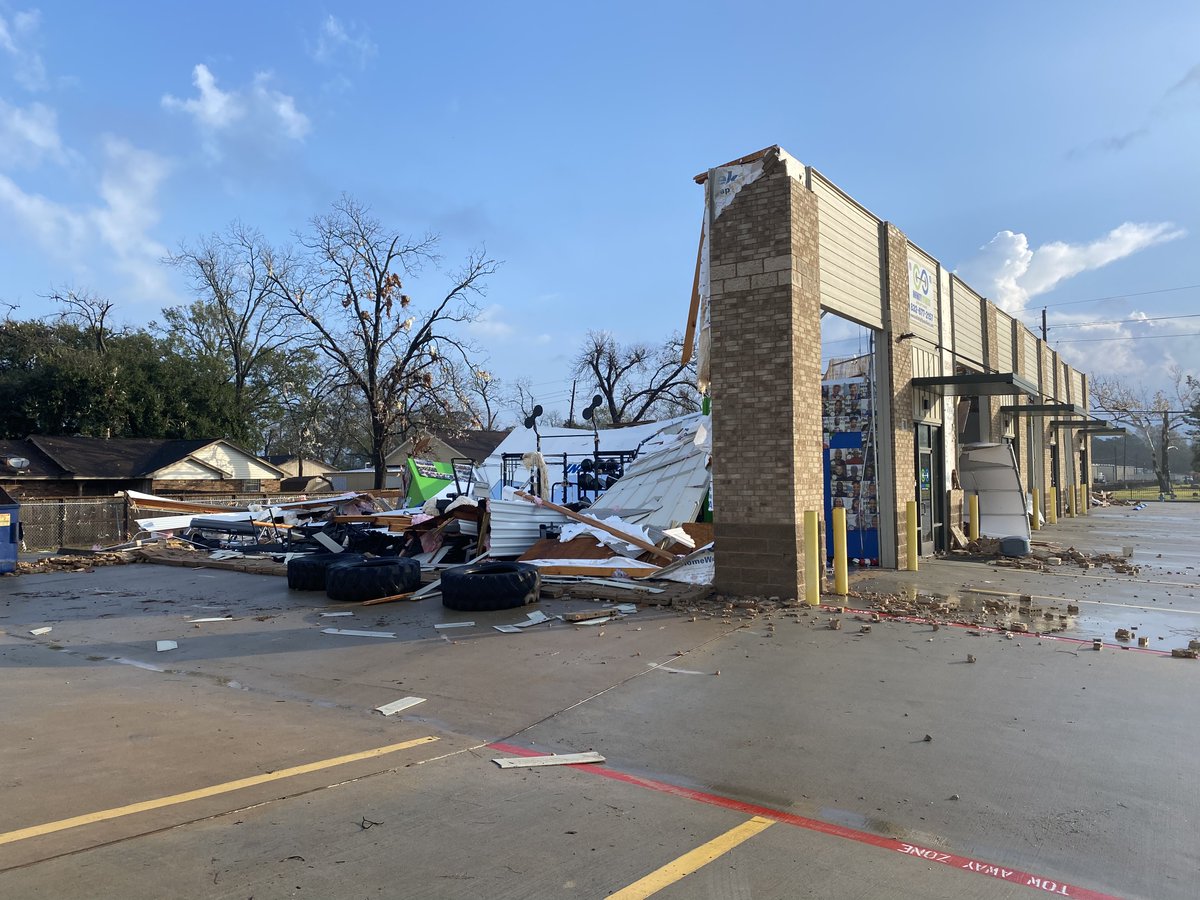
[906,500,919,572]
[833,507,848,595]
[804,510,820,606]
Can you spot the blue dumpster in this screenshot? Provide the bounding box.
[0,487,18,574]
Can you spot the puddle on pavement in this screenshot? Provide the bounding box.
[886,585,1200,649]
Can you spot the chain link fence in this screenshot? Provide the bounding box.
[18,492,348,552]
[20,499,128,551]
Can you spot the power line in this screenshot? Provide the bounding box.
[1053,330,1200,345]
[1035,283,1200,311]
[1047,312,1200,330]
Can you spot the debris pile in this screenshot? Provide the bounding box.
[15,552,135,575]
[955,537,1140,575]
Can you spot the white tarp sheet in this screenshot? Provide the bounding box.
[958,442,1030,541]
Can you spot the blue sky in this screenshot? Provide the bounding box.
[1,1,1198,418]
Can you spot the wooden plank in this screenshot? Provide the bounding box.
[492,752,605,768]
[126,494,245,514]
[374,697,426,716]
[949,523,969,550]
[361,591,417,606]
[561,609,617,623]
[321,628,396,638]
[136,548,286,577]
[530,565,657,578]
[513,492,676,564]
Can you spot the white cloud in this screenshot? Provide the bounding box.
[161,64,244,132]
[0,96,64,166]
[1053,314,1200,384]
[0,171,86,250]
[0,136,171,299]
[467,305,516,340]
[91,137,171,295]
[162,64,310,151]
[0,8,48,91]
[313,15,377,69]
[956,223,1186,313]
[252,73,310,140]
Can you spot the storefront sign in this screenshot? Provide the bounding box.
[908,259,936,328]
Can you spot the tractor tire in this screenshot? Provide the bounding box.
[440,562,541,612]
[325,557,422,603]
[287,552,365,591]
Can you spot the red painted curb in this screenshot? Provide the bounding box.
[489,741,1122,899]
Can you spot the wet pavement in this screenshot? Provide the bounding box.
[0,503,1197,899]
[852,503,1200,651]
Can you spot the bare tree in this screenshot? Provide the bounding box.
[572,330,699,425]
[49,288,116,353]
[1091,366,1197,493]
[270,196,498,488]
[447,363,503,430]
[163,223,295,437]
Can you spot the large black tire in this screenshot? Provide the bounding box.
[441,562,541,612]
[287,552,365,591]
[325,557,422,603]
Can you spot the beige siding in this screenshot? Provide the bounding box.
[810,172,884,329]
[911,345,943,423]
[906,244,939,343]
[994,311,1015,372]
[192,443,281,480]
[950,277,985,366]
[1061,364,1074,404]
[1020,327,1040,385]
[154,458,222,481]
[1071,369,1085,410]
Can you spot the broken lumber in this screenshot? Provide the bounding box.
[360,577,443,606]
[561,609,617,623]
[512,491,676,563]
[492,751,605,768]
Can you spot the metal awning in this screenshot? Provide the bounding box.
[1049,418,1108,429]
[999,402,1082,416]
[912,372,1039,397]
[1081,427,1127,436]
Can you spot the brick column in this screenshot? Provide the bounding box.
[708,153,822,598]
[883,225,915,568]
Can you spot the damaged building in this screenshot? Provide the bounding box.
[695,145,1104,598]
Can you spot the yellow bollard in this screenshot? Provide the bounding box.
[833,506,848,595]
[1030,487,1041,531]
[803,510,820,606]
[1047,487,1058,525]
[968,494,979,541]
[1068,484,1077,518]
[1080,482,1089,516]
[906,500,919,572]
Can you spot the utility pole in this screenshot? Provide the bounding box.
[1041,307,1048,342]
[567,379,578,426]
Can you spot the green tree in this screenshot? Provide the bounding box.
[163,223,297,446]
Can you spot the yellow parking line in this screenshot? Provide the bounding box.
[0,736,438,846]
[609,815,775,899]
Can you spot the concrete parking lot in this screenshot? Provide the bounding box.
[1,504,1198,899]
